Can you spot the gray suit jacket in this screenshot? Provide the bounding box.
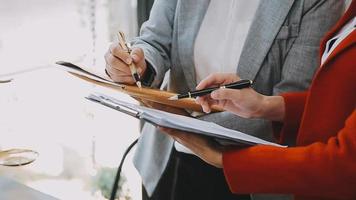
[131,0,343,199]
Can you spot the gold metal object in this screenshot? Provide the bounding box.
[0,149,39,167]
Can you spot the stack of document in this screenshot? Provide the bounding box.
[87,93,285,147]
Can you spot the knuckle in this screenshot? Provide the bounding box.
[214,91,221,98]
[113,75,127,83]
[112,47,128,60]
[108,54,117,64]
[119,49,129,58]
[109,73,119,82]
[133,47,143,54]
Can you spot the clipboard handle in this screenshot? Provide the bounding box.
[86,94,140,118]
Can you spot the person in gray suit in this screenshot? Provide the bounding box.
[105,0,343,200]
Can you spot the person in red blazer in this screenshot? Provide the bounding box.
[159,1,356,200]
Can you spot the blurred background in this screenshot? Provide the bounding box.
[0,0,153,199]
[1,0,353,200]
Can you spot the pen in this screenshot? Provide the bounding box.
[117,31,142,88]
[168,79,253,100]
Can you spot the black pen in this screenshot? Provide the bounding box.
[168,79,253,100]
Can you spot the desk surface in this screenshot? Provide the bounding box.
[0,176,58,200]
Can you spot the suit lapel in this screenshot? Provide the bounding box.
[237,0,294,81]
[177,0,210,90]
[319,0,356,66]
[177,0,295,89]
[321,30,356,68]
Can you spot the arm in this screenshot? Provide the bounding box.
[104,0,177,87]
[131,0,177,88]
[159,109,356,198]
[223,109,356,198]
[196,0,343,143]
[195,73,308,143]
[203,86,308,144]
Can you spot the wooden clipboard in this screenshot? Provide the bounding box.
[70,72,223,113]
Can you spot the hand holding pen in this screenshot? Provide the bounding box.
[192,73,267,115]
[105,31,146,88]
[169,79,252,100]
[117,32,141,88]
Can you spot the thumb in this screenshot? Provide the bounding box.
[130,48,146,74]
[130,48,144,63]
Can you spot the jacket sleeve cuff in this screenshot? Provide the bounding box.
[130,42,168,88]
[141,61,156,87]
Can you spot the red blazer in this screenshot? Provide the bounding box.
[222,2,356,200]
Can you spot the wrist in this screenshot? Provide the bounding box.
[253,95,270,119]
[211,151,223,168]
[215,152,223,168]
[261,96,285,122]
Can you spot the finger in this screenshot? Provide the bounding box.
[196,73,223,90]
[106,64,132,82]
[130,48,147,76]
[159,126,223,168]
[215,99,229,110]
[196,73,239,90]
[201,99,212,113]
[195,96,204,104]
[196,98,209,113]
[211,88,242,101]
[105,53,131,74]
[158,126,173,134]
[112,76,135,84]
[195,95,210,105]
[106,62,131,77]
[158,127,190,143]
[110,42,132,64]
[173,134,211,154]
[197,96,221,113]
[207,98,221,108]
[106,69,135,84]
[130,48,144,63]
[106,69,132,81]
[196,95,218,104]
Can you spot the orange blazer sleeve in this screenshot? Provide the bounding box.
[272,92,307,144]
[222,109,356,199]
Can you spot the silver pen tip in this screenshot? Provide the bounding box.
[168,95,178,100]
[136,81,142,88]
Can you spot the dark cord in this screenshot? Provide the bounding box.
[110,138,139,200]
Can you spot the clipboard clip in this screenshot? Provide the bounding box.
[86,94,140,118]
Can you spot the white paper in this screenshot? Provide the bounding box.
[88,93,286,147]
